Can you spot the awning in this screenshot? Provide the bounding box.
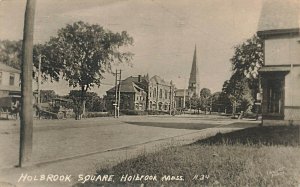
[0,97,12,108]
[259,66,291,72]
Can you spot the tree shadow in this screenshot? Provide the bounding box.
[194,126,300,146]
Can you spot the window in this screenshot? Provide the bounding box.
[159,89,162,98]
[267,79,283,114]
[9,73,15,86]
[0,72,2,85]
[165,90,168,99]
[153,88,156,98]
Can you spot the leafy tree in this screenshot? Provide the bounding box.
[67,90,105,112]
[212,92,232,113]
[43,21,134,119]
[223,35,263,114]
[40,90,57,103]
[200,88,212,113]
[0,40,22,69]
[231,35,263,80]
[189,95,201,113]
[222,74,254,113]
[0,40,61,82]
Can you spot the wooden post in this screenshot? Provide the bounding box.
[117,70,121,118]
[19,0,36,167]
[37,55,41,119]
[114,69,118,118]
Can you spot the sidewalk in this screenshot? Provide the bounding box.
[0,124,245,187]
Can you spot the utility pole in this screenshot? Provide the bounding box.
[114,69,122,118]
[114,69,118,118]
[183,88,186,109]
[117,70,121,118]
[169,86,172,115]
[19,0,36,167]
[210,96,213,114]
[37,55,42,119]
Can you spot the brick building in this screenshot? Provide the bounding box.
[105,75,175,112]
[106,76,147,111]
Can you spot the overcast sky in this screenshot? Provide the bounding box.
[0,0,263,96]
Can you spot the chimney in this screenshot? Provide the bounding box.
[138,75,141,82]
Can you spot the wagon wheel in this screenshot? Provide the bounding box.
[65,113,71,119]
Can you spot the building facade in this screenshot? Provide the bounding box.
[0,63,20,98]
[0,63,21,113]
[257,0,300,124]
[106,76,147,111]
[147,75,175,111]
[105,75,175,112]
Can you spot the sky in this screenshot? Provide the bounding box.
[0,0,263,96]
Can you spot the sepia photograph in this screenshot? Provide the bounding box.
[0,0,300,186]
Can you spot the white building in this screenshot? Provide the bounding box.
[257,0,300,124]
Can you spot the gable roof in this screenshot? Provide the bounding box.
[150,75,171,86]
[0,63,21,73]
[258,0,300,32]
[106,77,145,93]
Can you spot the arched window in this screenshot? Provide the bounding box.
[159,89,162,98]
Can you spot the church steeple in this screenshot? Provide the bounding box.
[188,45,200,97]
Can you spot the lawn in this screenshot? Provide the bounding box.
[74,126,300,187]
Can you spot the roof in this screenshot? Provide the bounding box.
[0,97,12,107]
[107,78,145,93]
[150,75,171,86]
[0,63,21,73]
[259,64,300,72]
[258,0,300,32]
[0,85,20,92]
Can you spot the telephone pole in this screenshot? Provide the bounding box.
[114,69,122,118]
[114,69,118,118]
[37,55,42,119]
[117,70,122,118]
[19,0,36,167]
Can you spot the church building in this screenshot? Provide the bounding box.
[175,45,201,109]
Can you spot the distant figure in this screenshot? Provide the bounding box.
[238,111,244,120]
[11,100,20,119]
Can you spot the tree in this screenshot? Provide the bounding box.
[231,35,263,80]
[67,90,105,113]
[189,95,201,114]
[0,40,22,69]
[222,74,254,113]
[212,92,232,113]
[43,21,134,119]
[200,88,212,113]
[40,90,57,103]
[0,40,61,82]
[222,35,263,114]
